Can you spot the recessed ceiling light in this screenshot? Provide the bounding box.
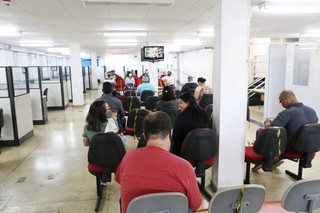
[103,32,147,37]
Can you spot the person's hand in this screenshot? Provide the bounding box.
[264,118,272,127]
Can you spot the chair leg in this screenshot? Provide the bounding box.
[285,159,303,180]
[197,176,212,200]
[244,161,251,184]
[95,176,103,212]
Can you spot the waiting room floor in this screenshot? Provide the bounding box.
[1,89,320,213]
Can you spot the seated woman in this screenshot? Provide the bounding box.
[82,100,109,146]
[105,108,127,145]
[125,71,135,90]
[172,92,210,157]
[156,86,179,111]
[194,77,212,102]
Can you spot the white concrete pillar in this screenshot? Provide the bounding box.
[212,0,250,188]
[91,52,98,89]
[69,42,84,106]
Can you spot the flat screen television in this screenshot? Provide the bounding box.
[143,46,164,61]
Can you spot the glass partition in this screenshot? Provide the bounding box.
[12,67,28,96]
[27,67,40,89]
[0,67,8,97]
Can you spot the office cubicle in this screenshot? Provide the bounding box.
[64,66,73,102]
[27,66,48,124]
[82,66,92,92]
[41,66,69,110]
[0,66,34,146]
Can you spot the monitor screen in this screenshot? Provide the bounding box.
[143,46,164,60]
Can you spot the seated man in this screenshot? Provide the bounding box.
[253,90,318,171]
[181,76,198,94]
[115,111,202,213]
[136,76,154,96]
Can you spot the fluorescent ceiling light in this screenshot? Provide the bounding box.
[0,31,22,37]
[258,2,320,13]
[103,32,147,37]
[47,48,70,55]
[82,0,174,7]
[107,39,137,42]
[300,33,320,37]
[20,42,54,47]
[107,43,138,46]
[174,39,202,46]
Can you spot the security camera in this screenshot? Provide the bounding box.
[2,0,12,6]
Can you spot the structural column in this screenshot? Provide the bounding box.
[69,43,84,106]
[91,52,98,89]
[212,0,250,188]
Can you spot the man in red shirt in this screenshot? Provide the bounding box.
[115,111,202,213]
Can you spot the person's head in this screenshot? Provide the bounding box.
[86,100,109,131]
[145,69,149,74]
[161,86,176,101]
[108,108,118,119]
[142,76,149,83]
[187,76,193,82]
[167,71,172,76]
[102,82,113,94]
[178,92,197,112]
[143,111,172,150]
[279,90,298,109]
[126,71,132,77]
[197,77,206,86]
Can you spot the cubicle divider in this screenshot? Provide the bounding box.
[64,66,73,102]
[27,66,48,125]
[0,66,34,146]
[41,66,69,110]
[82,66,92,92]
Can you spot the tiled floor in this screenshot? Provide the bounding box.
[1,90,320,213]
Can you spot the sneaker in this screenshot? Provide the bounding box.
[251,163,262,172]
[273,160,284,168]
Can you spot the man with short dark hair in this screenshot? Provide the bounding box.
[97,82,125,125]
[115,112,202,213]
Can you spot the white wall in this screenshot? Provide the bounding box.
[178,48,213,85]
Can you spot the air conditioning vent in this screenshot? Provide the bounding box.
[82,0,174,7]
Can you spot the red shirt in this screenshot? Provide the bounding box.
[115,146,202,213]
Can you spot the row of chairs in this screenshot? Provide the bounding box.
[127,177,320,213]
[245,123,320,183]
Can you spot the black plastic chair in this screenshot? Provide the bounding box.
[199,93,213,110]
[174,89,181,98]
[137,133,147,148]
[140,90,154,105]
[124,90,136,97]
[87,132,126,212]
[205,104,213,129]
[124,96,141,115]
[181,128,217,200]
[244,127,287,184]
[281,123,320,180]
[124,109,149,138]
[145,96,160,112]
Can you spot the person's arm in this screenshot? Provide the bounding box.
[194,89,200,100]
[83,137,90,146]
[184,164,202,210]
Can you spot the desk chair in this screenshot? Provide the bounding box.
[260,177,320,213]
[127,192,188,213]
[161,108,179,127]
[208,184,265,213]
[124,90,136,97]
[43,88,48,102]
[181,128,217,200]
[281,123,320,180]
[87,133,126,212]
[244,127,287,184]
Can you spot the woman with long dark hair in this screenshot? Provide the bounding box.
[82,100,109,146]
[172,92,210,156]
